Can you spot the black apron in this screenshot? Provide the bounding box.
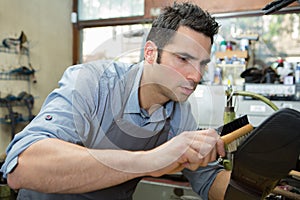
[17,66,171,200]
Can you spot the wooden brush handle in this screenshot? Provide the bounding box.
[221,124,254,144]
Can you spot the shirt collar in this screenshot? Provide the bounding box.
[124,62,143,114]
[146,101,174,122]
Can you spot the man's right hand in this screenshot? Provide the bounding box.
[145,129,225,177]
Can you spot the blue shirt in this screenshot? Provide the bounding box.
[1,60,223,200]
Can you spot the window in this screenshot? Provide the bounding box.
[82,24,151,63]
[78,0,144,20]
[215,13,300,65]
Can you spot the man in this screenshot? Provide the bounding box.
[1,2,231,199]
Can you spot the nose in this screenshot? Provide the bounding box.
[186,65,202,83]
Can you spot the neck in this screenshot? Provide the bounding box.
[139,64,169,114]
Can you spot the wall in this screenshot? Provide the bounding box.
[0,0,73,154]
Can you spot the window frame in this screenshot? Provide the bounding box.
[72,0,151,64]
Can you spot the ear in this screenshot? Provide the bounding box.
[144,41,157,64]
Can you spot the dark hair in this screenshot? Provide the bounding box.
[146,2,219,63]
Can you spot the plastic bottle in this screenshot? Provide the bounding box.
[295,63,300,84]
[240,39,249,51]
[220,40,227,52]
[226,41,232,51]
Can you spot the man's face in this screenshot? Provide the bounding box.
[152,26,212,102]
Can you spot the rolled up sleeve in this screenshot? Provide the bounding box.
[183,161,224,200]
[0,94,83,178]
[1,131,52,178]
[0,65,88,179]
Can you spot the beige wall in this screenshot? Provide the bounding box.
[0,0,73,153]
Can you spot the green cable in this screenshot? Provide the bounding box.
[233,90,279,111]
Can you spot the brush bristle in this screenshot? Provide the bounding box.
[226,133,251,152]
[218,115,249,136]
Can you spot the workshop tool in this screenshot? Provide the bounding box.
[223,82,235,124]
[218,81,279,171]
[220,82,279,154]
[217,83,255,170]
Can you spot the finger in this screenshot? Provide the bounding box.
[208,146,217,161]
[184,156,211,170]
[168,165,185,174]
[193,142,213,158]
[199,147,217,166]
[196,129,220,145]
[184,129,219,146]
[189,129,218,138]
[183,162,201,171]
[181,147,210,170]
[216,138,225,157]
[189,134,218,158]
[181,147,219,171]
[206,129,225,157]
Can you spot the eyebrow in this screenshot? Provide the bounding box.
[175,52,211,66]
[200,58,211,66]
[175,52,197,60]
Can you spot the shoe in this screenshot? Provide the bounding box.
[225,108,300,199]
[2,31,27,49]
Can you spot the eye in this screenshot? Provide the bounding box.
[175,54,188,63]
[198,60,209,74]
[200,63,208,68]
[199,64,208,74]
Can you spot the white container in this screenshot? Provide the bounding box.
[295,63,300,84]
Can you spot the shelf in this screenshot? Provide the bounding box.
[215,50,248,59]
[217,63,246,67]
[0,36,33,140]
[0,116,32,124]
[0,45,29,56]
[0,100,27,107]
[0,72,30,81]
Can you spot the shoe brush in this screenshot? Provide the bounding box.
[216,115,254,170]
[218,115,254,152]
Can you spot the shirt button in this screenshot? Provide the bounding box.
[45,115,53,121]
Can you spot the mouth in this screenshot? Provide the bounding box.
[180,86,195,96]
